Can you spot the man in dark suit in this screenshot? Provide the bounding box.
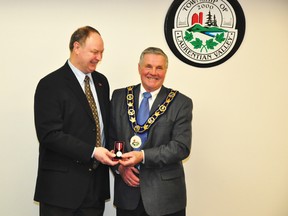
[109,47,193,216]
[34,26,118,216]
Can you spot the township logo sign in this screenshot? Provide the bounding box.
[164,0,246,67]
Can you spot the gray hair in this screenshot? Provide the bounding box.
[139,47,168,68]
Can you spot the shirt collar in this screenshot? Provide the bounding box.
[68,60,92,83]
[139,84,161,99]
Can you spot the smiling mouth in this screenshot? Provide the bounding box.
[147,77,158,80]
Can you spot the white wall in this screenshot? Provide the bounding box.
[0,1,287,216]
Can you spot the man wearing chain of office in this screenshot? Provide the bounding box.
[109,47,193,216]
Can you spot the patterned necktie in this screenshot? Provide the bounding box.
[136,92,152,150]
[84,76,102,147]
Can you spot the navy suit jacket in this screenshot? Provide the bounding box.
[110,84,192,216]
[34,61,110,209]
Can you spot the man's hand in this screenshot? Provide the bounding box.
[93,147,119,166]
[119,151,143,167]
[118,165,140,187]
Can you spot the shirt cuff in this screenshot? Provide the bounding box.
[92,147,97,158]
[141,150,145,164]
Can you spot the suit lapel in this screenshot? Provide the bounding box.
[125,85,140,152]
[91,72,107,125]
[133,84,141,114]
[150,86,168,114]
[144,86,169,148]
[62,63,95,122]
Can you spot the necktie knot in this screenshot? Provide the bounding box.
[84,75,90,83]
[143,92,152,99]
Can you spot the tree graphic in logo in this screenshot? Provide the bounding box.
[184,11,227,53]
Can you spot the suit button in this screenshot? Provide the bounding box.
[92,128,96,132]
[89,168,92,172]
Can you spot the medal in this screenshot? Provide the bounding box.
[113,141,124,161]
[116,151,122,157]
[130,135,142,149]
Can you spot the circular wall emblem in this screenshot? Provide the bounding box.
[164,0,246,68]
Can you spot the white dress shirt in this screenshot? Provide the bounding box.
[68,60,106,148]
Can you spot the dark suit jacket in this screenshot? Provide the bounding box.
[34,61,110,209]
[110,84,193,216]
